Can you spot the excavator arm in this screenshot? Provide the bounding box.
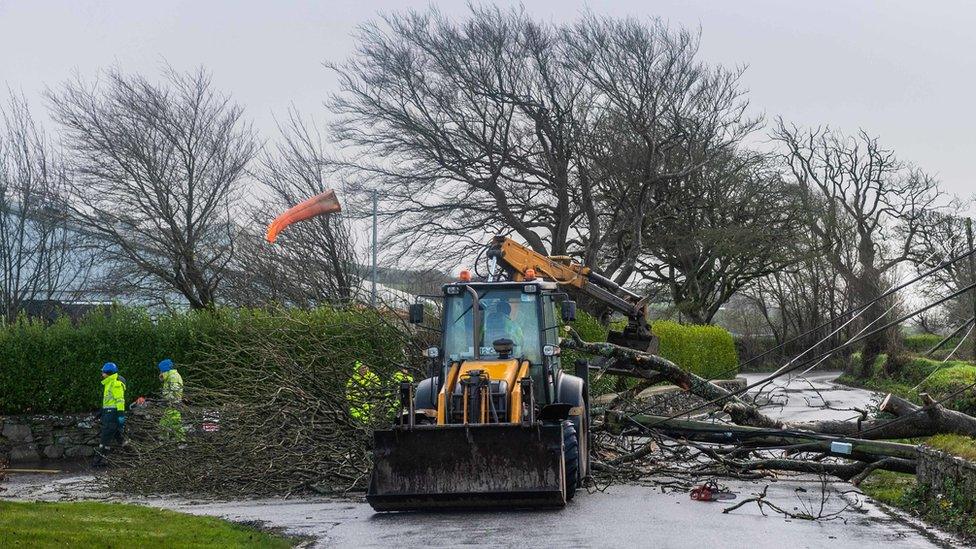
[486,236,657,352]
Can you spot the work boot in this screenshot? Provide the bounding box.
[91,445,109,468]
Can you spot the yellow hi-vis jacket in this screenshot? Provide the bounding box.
[392,370,414,384]
[101,373,126,411]
[346,362,381,421]
[161,369,184,403]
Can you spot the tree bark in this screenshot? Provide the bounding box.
[877,393,976,438]
[733,456,915,482]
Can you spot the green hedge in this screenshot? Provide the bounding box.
[563,311,739,381]
[0,307,407,415]
[0,308,192,415]
[904,333,961,354]
[653,320,739,380]
[571,310,612,342]
[4,305,741,414]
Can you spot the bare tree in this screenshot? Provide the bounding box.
[0,92,94,321]
[773,120,944,375]
[226,109,360,307]
[631,151,804,324]
[745,241,856,364]
[563,15,760,285]
[910,202,975,345]
[329,6,585,266]
[47,67,256,309]
[328,6,757,291]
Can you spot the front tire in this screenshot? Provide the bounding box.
[562,419,579,501]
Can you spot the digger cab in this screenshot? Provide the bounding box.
[440,282,557,406]
[366,278,590,512]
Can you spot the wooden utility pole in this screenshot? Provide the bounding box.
[967,217,976,360]
[604,411,921,460]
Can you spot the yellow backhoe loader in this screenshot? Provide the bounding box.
[367,236,656,511]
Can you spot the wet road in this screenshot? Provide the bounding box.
[156,480,945,548]
[1,371,960,548]
[154,372,957,548]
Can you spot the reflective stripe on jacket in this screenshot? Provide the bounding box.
[101,373,126,411]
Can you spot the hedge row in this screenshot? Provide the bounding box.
[903,333,966,355]
[652,320,739,380]
[2,305,739,415]
[0,307,408,415]
[563,311,739,380]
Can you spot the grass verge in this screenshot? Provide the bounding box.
[859,470,916,506]
[860,470,976,541]
[836,353,976,415]
[927,433,976,461]
[0,500,297,548]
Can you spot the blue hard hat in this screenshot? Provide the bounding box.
[101,362,118,374]
[157,358,174,372]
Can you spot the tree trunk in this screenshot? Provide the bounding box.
[857,267,889,378]
[606,412,919,460]
[606,412,919,482]
[567,333,976,440]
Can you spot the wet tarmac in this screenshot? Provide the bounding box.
[1,371,963,548]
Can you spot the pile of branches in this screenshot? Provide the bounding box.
[113,310,429,498]
[569,330,976,493]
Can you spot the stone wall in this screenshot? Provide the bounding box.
[916,445,976,513]
[1,413,100,462]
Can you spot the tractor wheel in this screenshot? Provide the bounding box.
[562,419,579,501]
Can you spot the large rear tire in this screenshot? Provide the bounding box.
[562,419,579,501]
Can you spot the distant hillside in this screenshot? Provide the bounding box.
[359,264,453,296]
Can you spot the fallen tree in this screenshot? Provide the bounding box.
[605,412,919,460]
[566,326,976,498]
[722,393,976,440]
[107,317,973,499]
[606,412,918,482]
[112,308,428,497]
[564,329,976,439]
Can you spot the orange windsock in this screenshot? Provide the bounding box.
[265,189,342,243]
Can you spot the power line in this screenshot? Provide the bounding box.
[641,280,976,429]
[628,249,962,418]
[732,248,974,372]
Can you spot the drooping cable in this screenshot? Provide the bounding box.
[641,280,976,429]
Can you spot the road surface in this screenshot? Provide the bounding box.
[1,371,961,548]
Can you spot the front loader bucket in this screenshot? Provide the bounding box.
[367,423,565,512]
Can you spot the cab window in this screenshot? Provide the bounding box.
[442,288,541,365]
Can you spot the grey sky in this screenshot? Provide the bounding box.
[2,0,974,200]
